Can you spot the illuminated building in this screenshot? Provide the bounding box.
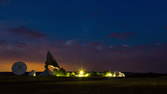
[75,69,90,77]
[104,71,125,78]
[29,70,36,77]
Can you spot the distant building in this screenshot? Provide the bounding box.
[29,70,36,77]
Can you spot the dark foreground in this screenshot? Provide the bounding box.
[0,76,167,94]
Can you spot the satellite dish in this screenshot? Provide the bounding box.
[12,62,27,75]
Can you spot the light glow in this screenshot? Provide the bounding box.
[105,72,113,77]
[33,73,36,77]
[76,69,90,77]
[104,71,125,78]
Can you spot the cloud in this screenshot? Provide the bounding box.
[14,41,28,48]
[65,40,76,46]
[0,40,8,46]
[122,44,129,48]
[108,45,113,49]
[88,42,102,47]
[108,32,136,40]
[8,26,47,39]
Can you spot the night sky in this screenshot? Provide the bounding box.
[0,0,167,73]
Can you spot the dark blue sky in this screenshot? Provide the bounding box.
[0,0,167,73]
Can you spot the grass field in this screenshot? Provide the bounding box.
[0,76,167,94]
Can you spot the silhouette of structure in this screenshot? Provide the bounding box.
[45,51,60,70]
[12,62,27,75]
[40,51,66,76]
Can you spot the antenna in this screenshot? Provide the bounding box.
[12,62,27,75]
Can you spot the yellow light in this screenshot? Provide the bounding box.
[105,72,113,77]
[76,69,89,77]
[55,72,66,77]
[48,65,56,71]
[56,74,62,77]
[79,69,85,75]
[118,72,125,77]
[84,73,90,77]
[71,72,76,76]
[113,73,116,77]
[66,72,70,77]
[122,73,125,77]
[33,73,36,77]
[104,71,125,78]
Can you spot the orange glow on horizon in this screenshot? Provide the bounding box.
[0,61,75,72]
[0,62,45,72]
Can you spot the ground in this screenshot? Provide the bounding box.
[0,76,167,94]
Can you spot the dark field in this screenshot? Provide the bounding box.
[0,76,167,94]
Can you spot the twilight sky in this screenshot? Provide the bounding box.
[0,0,167,73]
